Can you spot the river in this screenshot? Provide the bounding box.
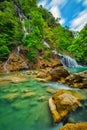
[0,70,87,130]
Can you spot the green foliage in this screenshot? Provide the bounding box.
[27,49,37,63]
[23,27,43,49]
[68,24,87,64]
[0,1,23,61]
[22,26,43,62]
[0,0,87,65]
[39,5,60,27]
[15,0,37,17]
[0,45,10,61]
[43,24,74,52]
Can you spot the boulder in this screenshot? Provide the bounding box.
[65,70,87,88]
[50,67,70,81]
[49,90,80,123]
[59,123,87,130]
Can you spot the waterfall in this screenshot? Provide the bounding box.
[4,56,11,73]
[16,5,29,37]
[41,40,80,68]
[17,46,20,55]
[58,54,80,67]
[52,50,58,55]
[43,41,50,48]
[3,52,15,73]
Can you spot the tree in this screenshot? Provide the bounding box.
[0,1,23,60]
[68,24,87,64]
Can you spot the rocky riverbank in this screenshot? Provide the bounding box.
[49,89,87,130]
[49,90,81,123]
[29,67,87,89]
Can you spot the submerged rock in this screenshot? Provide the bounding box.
[1,93,19,102]
[59,123,87,130]
[38,96,47,102]
[49,90,80,123]
[46,88,56,94]
[22,92,35,98]
[0,73,27,84]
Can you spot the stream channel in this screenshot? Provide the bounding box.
[0,70,87,130]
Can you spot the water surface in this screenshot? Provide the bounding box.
[0,73,87,130]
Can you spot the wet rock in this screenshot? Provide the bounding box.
[36,72,47,78]
[35,78,47,82]
[59,123,87,130]
[49,98,60,123]
[49,90,80,123]
[50,67,70,81]
[65,70,87,88]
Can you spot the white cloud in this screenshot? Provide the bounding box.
[38,0,66,25]
[50,5,61,18]
[70,10,87,31]
[37,0,47,7]
[59,18,65,25]
[77,0,87,6]
[49,0,66,25]
[83,0,87,6]
[49,0,66,7]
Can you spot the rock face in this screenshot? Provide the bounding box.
[59,123,87,130]
[35,56,63,69]
[50,67,70,81]
[0,46,63,73]
[49,90,80,123]
[4,54,29,72]
[65,71,87,88]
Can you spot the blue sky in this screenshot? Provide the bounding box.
[38,0,87,31]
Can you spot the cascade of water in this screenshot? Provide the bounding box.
[4,53,14,73]
[41,41,80,68]
[52,50,58,54]
[58,54,80,67]
[17,46,20,55]
[43,41,50,48]
[16,5,29,37]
